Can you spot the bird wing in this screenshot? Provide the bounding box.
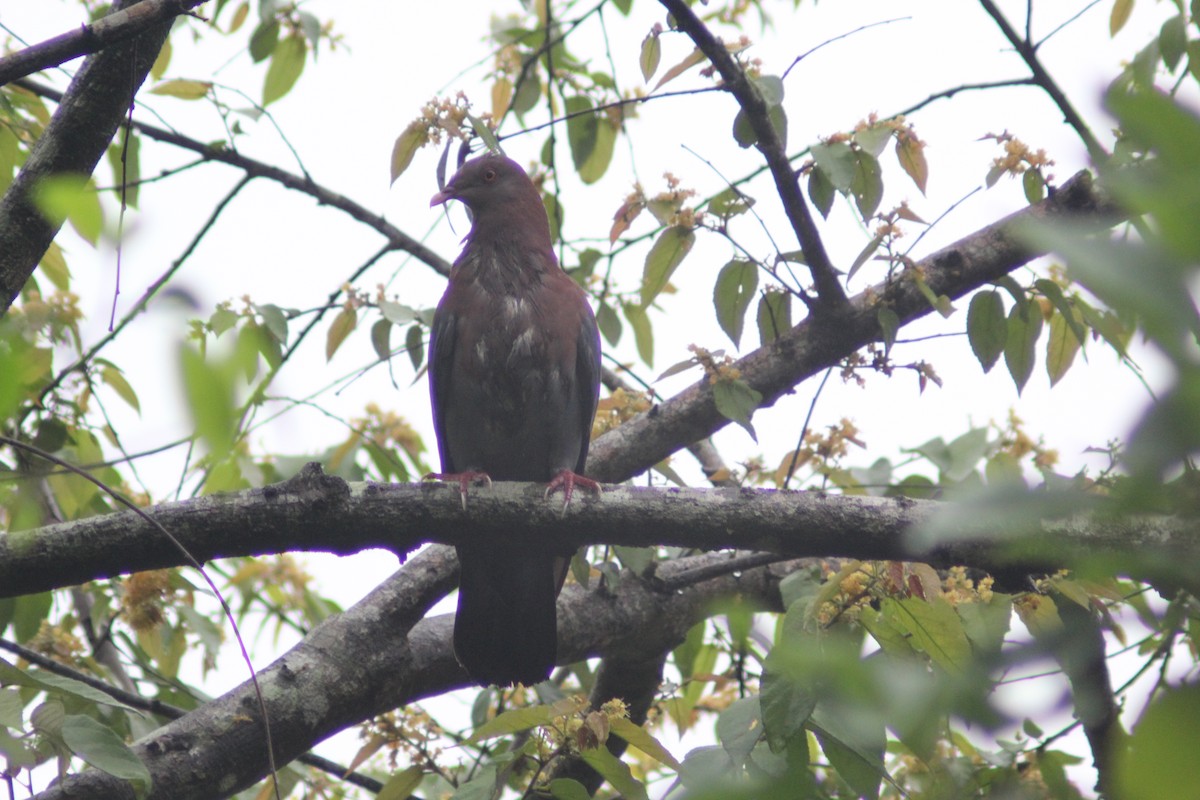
[573,300,602,475]
[428,300,458,473]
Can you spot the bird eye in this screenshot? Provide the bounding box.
[482,168,497,182]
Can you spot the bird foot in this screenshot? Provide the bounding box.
[424,471,492,511]
[545,470,602,514]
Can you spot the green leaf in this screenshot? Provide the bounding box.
[760,670,816,753]
[390,122,426,185]
[405,324,424,372]
[62,714,152,795]
[708,187,755,218]
[712,378,762,440]
[106,132,141,208]
[248,19,279,62]
[565,96,598,172]
[511,69,541,116]
[148,79,211,100]
[1117,684,1200,800]
[256,303,289,343]
[610,717,682,769]
[810,705,886,800]
[717,697,763,768]
[1003,302,1043,394]
[325,305,357,362]
[39,242,71,292]
[967,290,1007,373]
[101,365,140,414]
[549,778,592,800]
[596,301,622,346]
[851,150,883,220]
[378,765,423,800]
[579,746,649,800]
[33,173,103,246]
[467,704,555,743]
[1023,168,1045,204]
[622,302,654,366]
[371,319,392,361]
[756,291,792,344]
[262,33,306,106]
[640,226,695,307]
[10,593,52,643]
[732,109,756,148]
[811,141,856,192]
[877,307,899,356]
[713,259,758,348]
[1034,279,1086,345]
[808,166,835,218]
[883,597,972,675]
[1046,310,1082,386]
[180,344,237,458]
[639,32,661,82]
[847,232,884,282]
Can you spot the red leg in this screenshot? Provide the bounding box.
[544,470,602,513]
[424,470,492,510]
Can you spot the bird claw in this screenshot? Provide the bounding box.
[424,471,492,511]
[545,470,602,515]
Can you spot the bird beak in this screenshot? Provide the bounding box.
[430,187,454,207]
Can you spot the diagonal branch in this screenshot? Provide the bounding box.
[658,0,846,309]
[977,0,1107,163]
[13,77,454,279]
[0,0,207,86]
[586,170,1119,484]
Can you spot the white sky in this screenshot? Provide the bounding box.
[2,0,1193,796]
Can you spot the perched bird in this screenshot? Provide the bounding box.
[428,153,601,687]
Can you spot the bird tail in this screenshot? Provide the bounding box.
[453,544,562,687]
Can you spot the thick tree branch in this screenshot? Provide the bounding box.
[28,549,800,800]
[0,0,206,86]
[587,170,1120,484]
[12,77,454,279]
[658,0,845,308]
[3,463,1196,599]
[0,1,172,313]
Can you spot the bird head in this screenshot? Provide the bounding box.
[430,154,553,249]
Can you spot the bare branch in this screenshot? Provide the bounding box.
[657,0,846,309]
[14,78,454,279]
[977,0,1107,163]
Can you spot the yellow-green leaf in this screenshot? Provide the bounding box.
[653,47,706,92]
[491,77,513,120]
[639,32,661,82]
[1110,0,1134,36]
[101,366,140,414]
[377,765,423,800]
[325,305,357,361]
[610,717,682,770]
[467,704,556,743]
[39,242,70,291]
[1004,303,1043,394]
[712,377,762,441]
[967,290,1006,373]
[640,225,694,307]
[622,302,654,367]
[149,78,211,100]
[713,259,757,348]
[390,122,426,185]
[579,746,649,800]
[1046,310,1081,386]
[32,174,103,246]
[150,37,171,80]
[263,34,306,106]
[228,1,250,33]
[896,135,928,195]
